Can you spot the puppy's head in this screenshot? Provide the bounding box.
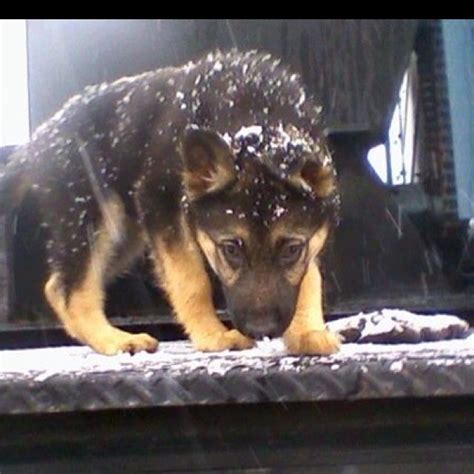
[180,124,339,339]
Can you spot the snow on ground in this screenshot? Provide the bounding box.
[1,329,473,381]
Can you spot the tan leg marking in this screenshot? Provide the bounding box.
[284,224,341,355]
[152,221,253,352]
[44,195,158,356]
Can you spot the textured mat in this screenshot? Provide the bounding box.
[1,315,473,414]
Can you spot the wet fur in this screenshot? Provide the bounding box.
[0,50,340,355]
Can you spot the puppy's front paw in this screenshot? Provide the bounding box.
[90,330,159,356]
[193,329,255,352]
[285,329,341,355]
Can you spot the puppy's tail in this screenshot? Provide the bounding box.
[0,147,31,215]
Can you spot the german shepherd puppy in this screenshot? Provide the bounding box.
[0,50,341,355]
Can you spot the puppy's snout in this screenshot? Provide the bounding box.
[237,310,287,339]
[243,321,279,339]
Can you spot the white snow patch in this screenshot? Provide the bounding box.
[390,360,404,372]
[273,204,287,219]
[235,125,263,140]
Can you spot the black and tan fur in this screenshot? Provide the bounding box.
[0,50,340,355]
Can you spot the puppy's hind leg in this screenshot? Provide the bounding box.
[44,198,158,356]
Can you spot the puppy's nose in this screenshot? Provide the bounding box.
[242,318,281,339]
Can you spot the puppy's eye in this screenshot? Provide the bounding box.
[219,239,244,266]
[279,240,305,265]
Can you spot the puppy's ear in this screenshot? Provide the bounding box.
[180,126,236,201]
[293,159,336,198]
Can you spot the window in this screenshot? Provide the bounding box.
[0,20,29,147]
[368,52,418,186]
